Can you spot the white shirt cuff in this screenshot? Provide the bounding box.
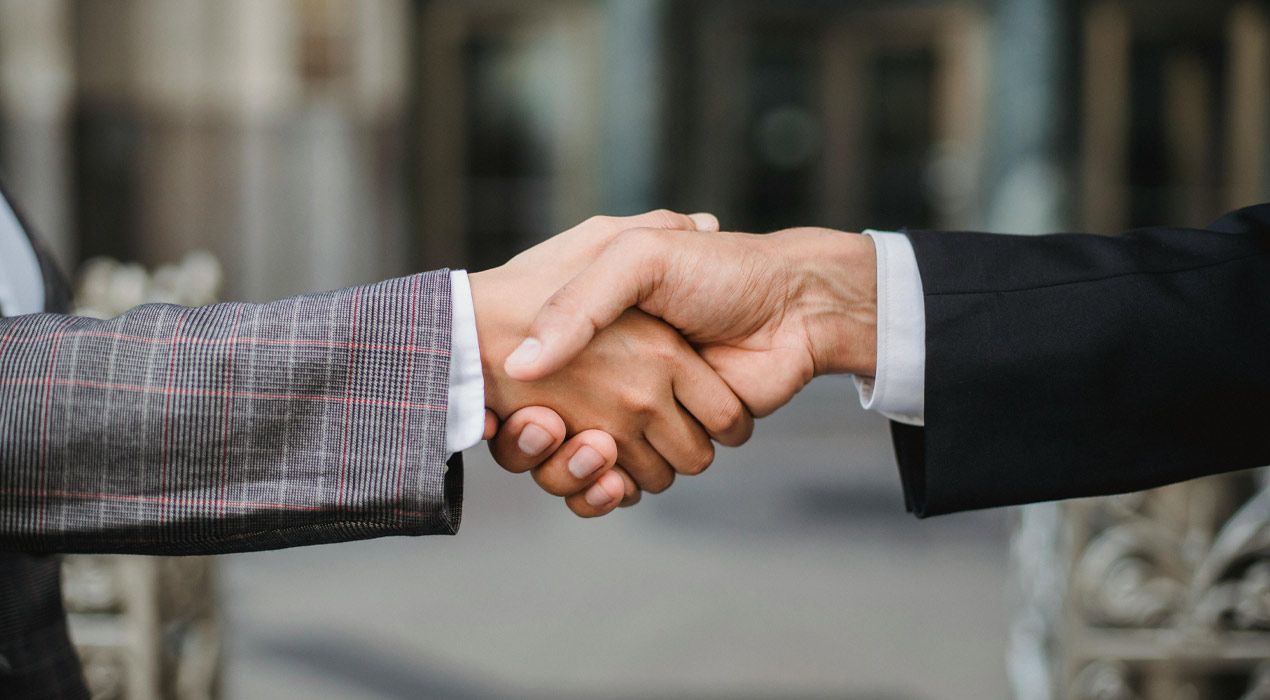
[0,190,45,317]
[853,231,926,426]
[446,270,486,454]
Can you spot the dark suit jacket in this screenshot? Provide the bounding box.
[0,180,463,696]
[892,204,1270,517]
[0,180,86,698]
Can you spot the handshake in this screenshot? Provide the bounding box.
[470,210,879,517]
[6,172,1265,696]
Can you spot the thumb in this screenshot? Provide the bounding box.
[504,233,666,381]
[623,209,718,233]
[482,409,500,441]
[688,212,719,232]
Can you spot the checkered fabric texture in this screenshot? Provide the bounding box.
[0,552,84,698]
[3,180,90,698]
[0,271,461,556]
[4,180,465,695]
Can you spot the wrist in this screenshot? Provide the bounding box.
[786,229,877,377]
[468,268,521,418]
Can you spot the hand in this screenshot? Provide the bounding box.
[503,226,878,417]
[472,212,755,515]
[481,406,631,517]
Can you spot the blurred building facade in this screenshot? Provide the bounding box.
[2,0,1268,290]
[0,1,1268,699]
[1,0,413,302]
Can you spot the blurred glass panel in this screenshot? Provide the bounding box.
[741,29,821,231]
[414,5,601,271]
[713,7,950,234]
[1127,35,1226,227]
[72,108,142,262]
[866,47,937,230]
[464,30,556,270]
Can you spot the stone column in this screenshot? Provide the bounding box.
[77,0,411,301]
[983,0,1070,235]
[986,0,1071,698]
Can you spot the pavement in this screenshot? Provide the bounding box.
[222,376,1012,699]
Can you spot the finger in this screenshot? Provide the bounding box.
[618,209,718,234]
[482,410,499,441]
[613,467,642,506]
[672,349,754,447]
[504,229,670,381]
[531,429,618,497]
[487,406,567,474]
[645,402,715,476]
[689,212,719,231]
[566,466,641,516]
[566,469,626,518]
[616,438,676,494]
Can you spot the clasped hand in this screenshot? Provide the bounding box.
[471,211,877,517]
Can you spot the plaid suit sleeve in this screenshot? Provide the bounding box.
[0,271,462,555]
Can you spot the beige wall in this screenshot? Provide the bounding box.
[1,0,414,301]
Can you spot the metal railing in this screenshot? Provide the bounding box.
[63,253,224,700]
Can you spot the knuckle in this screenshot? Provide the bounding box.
[647,209,679,228]
[532,471,575,498]
[643,471,674,494]
[712,399,749,436]
[622,388,659,416]
[541,289,580,318]
[647,338,679,364]
[610,227,645,251]
[681,442,715,476]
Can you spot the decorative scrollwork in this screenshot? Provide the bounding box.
[1011,469,1270,698]
[62,254,224,699]
[1071,661,1139,700]
[78,647,127,700]
[61,554,123,613]
[1074,525,1187,628]
[1072,471,1270,634]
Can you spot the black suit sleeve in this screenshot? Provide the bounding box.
[892,204,1270,517]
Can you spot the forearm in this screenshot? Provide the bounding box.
[0,271,460,554]
[899,212,1270,515]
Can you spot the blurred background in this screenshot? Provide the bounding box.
[1,0,1268,698]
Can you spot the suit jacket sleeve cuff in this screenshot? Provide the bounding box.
[855,231,926,426]
[0,270,465,554]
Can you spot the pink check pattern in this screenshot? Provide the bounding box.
[0,271,461,555]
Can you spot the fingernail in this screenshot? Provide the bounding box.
[585,481,616,508]
[689,212,719,231]
[567,446,605,479]
[505,338,542,369]
[517,424,553,457]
